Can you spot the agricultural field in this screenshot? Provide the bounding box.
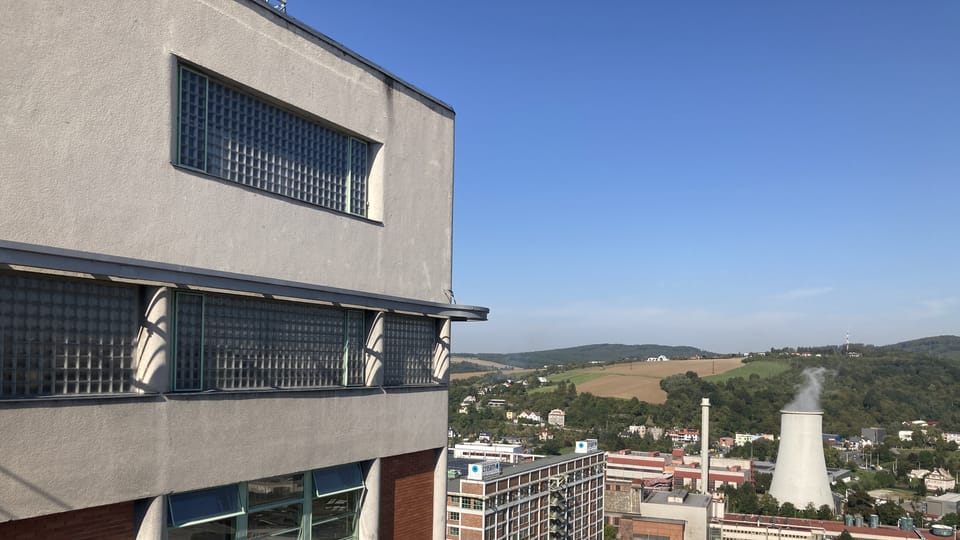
[450,356,534,380]
[703,359,789,382]
[534,358,745,403]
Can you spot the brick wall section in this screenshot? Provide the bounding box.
[380,448,437,539]
[0,501,134,540]
[620,516,685,540]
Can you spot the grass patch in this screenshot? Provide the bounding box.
[528,370,608,393]
[548,371,607,385]
[703,360,789,382]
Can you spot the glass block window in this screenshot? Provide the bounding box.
[173,292,366,391]
[177,65,369,217]
[173,293,204,391]
[344,311,365,386]
[382,314,436,386]
[0,272,138,397]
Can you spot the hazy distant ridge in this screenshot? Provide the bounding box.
[880,335,960,360]
[455,343,715,368]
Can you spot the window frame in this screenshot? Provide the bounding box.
[175,63,371,218]
[168,464,365,540]
[171,291,366,392]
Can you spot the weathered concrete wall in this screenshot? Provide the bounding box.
[0,0,454,304]
[0,388,447,521]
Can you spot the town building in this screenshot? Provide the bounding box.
[923,468,957,493]
[516,410,544,424]
[925,493,960,517]
[453,443,539,465]
[548,408,567,427]
[445,442,605,539]
[734,433,776,447]
[861,427,887,445]
[714,513,952,540]
[0,1,487,539]
[606,487,711,540]
[606,450,751,491]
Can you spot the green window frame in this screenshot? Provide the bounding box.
[176,64,369,217]
[168,464,365,540]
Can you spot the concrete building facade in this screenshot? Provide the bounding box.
[446,449,605,540]
[605,486,711,540]
[0,1,486,539]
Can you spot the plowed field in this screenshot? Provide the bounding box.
[569,358,744,403]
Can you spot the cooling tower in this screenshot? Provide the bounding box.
[768,410,834,510]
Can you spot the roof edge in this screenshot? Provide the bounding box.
[0,239,488,321]
[240,0,455,114]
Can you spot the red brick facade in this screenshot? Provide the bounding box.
[0,501,134,540]
[381,448,437,539]
[617,516,685,540]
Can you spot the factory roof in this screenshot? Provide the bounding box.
[447,451,603,493]
[645,489,711,508]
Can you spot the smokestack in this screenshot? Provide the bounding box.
[768,410,834,510]
[701,397,710,493]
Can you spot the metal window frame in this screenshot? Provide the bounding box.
[172,292,370,392]
[172,291,205,392]
[168,484,244,529]
[168,464,364,540]
[174,62,369,217]
[175,65,209,174]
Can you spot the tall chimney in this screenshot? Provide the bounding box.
[768,410,834,510]
[701,397,710,492]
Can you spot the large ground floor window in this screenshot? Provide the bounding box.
[168,463,364,540]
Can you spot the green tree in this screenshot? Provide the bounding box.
[837,530,853,540]
[845,491,875,516]
[817,505,834,520]
[604,524,618,540]
[758,494,779,516]
[876,501,906,526]
[800,503,818,519]
[779,502,797,517]
[940,513,960,528]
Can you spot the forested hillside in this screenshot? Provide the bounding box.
[456,343,716,368]
[450,345,960,449]
[881,335,960,360]
[658,353,960,435]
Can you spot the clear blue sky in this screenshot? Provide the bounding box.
[288,1,960,354]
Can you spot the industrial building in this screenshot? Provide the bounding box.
[0,1,486,538]
[445,441,605,539]
[606,486,712,540]
[606,450,752,492]
[714,513,956,540]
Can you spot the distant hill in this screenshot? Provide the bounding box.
[881,335,960,360]
[454,343,716,368]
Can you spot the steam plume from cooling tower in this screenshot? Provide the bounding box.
[784,367,829,412]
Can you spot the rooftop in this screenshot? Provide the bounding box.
[645,490,711,508]
[447,451,603,494]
